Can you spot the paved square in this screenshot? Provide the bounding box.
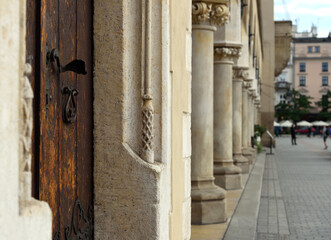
[257,136,331,240]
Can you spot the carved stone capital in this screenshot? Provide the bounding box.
[210,3,230,25]
[233,68,249,81]
[214,46,241,61]
[192,1,229,26]
[243,78,253,89]
[243,81,251,89]
[248,88,256,97]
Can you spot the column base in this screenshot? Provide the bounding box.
[242,148,255,164]
[233,154,249,173]
[191,184,227,224]
[214,165,242,190]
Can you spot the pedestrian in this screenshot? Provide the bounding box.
[290,124,297,145]
[329,126,331,138]
[322,126,328,149]
[308,127,311,138]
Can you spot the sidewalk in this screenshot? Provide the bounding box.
[191,151,266,240]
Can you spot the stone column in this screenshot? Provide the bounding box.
[213,47,242,190]
[249,90,256,143]
[254,98,260,125]
[248,90,257,159]
[191,0,229,224]
[232,67,249,173]
[242,79,254,163]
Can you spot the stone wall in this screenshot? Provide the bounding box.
[275,21,292,77]
[259,0,276,146]
[170,0,191,239]
[0,0,52,239]
[94,0,171,239]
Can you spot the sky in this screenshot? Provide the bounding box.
[274,0,331,37]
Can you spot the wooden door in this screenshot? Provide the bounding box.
[26,0,93,239]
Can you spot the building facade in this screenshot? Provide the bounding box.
[1,0,276,239]
[293,37,331,113]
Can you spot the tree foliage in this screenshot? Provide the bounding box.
[316,90,331,120]
[275,89,313,122]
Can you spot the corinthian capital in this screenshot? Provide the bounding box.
[214,46,241,61]
[192,0,229,26]
[210,3,229,25]
[233,68,249,81]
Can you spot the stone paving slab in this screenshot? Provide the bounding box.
[223,151,266,240]
[257,136,331,240]
[256,152,290,240]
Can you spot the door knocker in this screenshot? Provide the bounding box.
[62,87,79,123]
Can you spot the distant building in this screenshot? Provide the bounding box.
[274,22,293,106]
[275,24,331,119]
[293,35,331,114]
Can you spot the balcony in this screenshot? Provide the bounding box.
[275,81,291,90]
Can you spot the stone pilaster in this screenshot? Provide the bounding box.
[232,67,249,173]
[191,0,229,224]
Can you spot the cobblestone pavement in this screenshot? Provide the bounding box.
[257,136,331,240]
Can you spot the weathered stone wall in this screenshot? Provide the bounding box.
[0,0,52,239]
[259,0,275,146]
[169,0,191,239]
[94,0,171,239]
[275,21,292,77]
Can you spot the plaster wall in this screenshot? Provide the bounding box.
[294,59,331,110]
[0,0,52,239]
[94,0,171,239]
[169,0,192,239]
[294,42,331,111]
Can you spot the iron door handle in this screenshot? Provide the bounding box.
[62,87,79,123]
[47,48,87,75]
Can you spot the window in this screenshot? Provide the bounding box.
[308,46,313,53]
[315,46,320,53]
[322,62,328,72]
[322,76,328,86]
[299,76,306,86]
[299,62,306,72]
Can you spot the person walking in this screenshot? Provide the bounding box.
[308,127,311,138]
[323,126,328,149]
[291,124,297,145]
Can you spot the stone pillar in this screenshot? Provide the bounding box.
[254,98,260,125]
[242,79,254,163]
[249,90,256,142]
[191,0,229,224]
[248,90,257,159]
[213,47,242,190]
[232,67,249,173]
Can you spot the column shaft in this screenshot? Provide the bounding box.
[191,25,226,225]
[242,81,254,163]
[232,69,249,173]
[213,49,242,190]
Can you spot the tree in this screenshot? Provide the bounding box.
[316,91,331,120]
[275,89,313,122]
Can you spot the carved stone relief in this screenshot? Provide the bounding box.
[20,63,33,200]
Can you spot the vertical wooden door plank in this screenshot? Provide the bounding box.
[39,0,61,235]
[77,0,94,216]
[58,0,77,233]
